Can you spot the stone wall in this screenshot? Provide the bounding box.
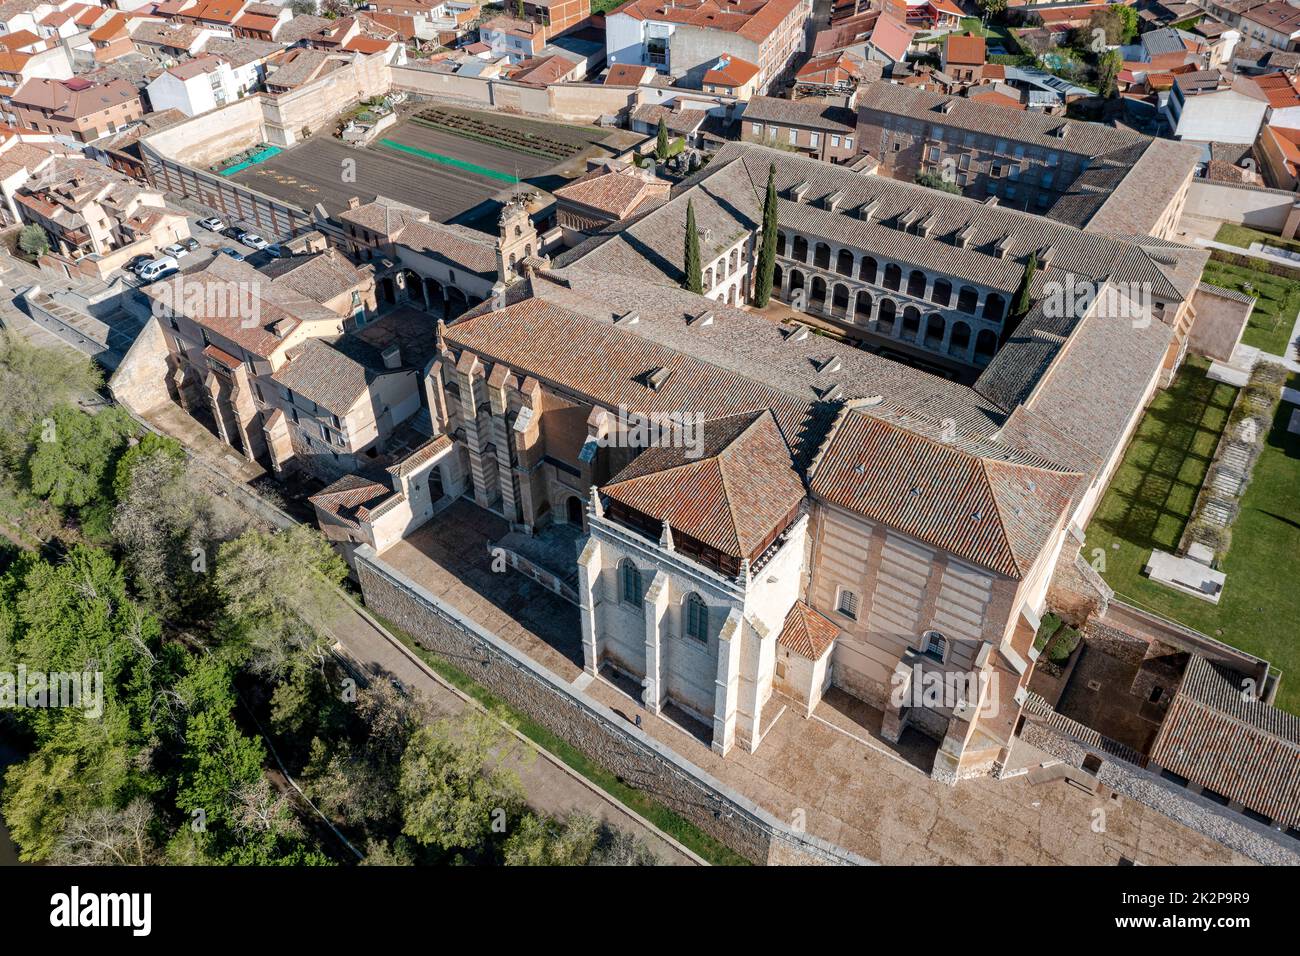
[1186,179,1300,235]
[354,545,869,866]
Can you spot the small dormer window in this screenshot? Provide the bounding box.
[922,630,947,663]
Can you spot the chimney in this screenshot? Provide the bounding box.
[347,196,361,209]
[382,344,401,369]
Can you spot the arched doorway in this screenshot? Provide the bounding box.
[567,495,583,526]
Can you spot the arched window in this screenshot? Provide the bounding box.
[813,242,831,269]
[776,231,787,256]
[621,560,642,607]
[922,630,946,662]
[901,305,921,340]
[907,269,926,297]
[931,278,952,307]
[877,298,897,335]
[983,292,1006,322]
[949,320,971,356]
[883,263,902,290]
[855,291,873,322]
[792,235,809,262]
[831,282,849,317]
[975,329,998,362]
[956,286,979,314]
[836,249,854,275]
[859,256,877,283]
[924,313,945,348]
[686,593,708,642]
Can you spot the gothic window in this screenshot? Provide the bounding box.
[685,593,708,642]
[620,560,642,607]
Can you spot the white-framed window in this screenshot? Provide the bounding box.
[921,630,947,663]
[810,132,819,147]
[836,587,859,621]
[831,134,840,147]
[752,122,763,134]
[788,127,797,144]
[844,136,853,150]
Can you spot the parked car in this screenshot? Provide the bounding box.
[124,254,153,274]
[197,216,225,232]
[137,256,179,282]
[162,243,189,259]
[221,225,244,240]
[218,246,245,262]
[239,231,268,250]
[180,236,200,252]
[264,243,286,259]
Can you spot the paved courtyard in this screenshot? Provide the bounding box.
[375,502,1255,865]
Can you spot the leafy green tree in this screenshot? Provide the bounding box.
[915,170,961,194]
[17,224,49,257]
[1097,48,1123,99]
[399,709,525,857]
[26,404,134,510]
[978,0,1006,15]
[752,163,778,308]
[655,117,669,161]
[683,199,703,294]
[503,811,601,866]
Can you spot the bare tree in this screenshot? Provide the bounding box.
[49,799,159,866]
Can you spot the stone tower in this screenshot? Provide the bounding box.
[495,196,540,284]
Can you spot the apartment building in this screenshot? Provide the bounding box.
[605,0,812,94]
[741,95,858,163]
[10,75,143,140]
[855,82,1201,238]
[145,54,241,117]
[13,154,189,277]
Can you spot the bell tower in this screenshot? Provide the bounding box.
[495,195,541,284]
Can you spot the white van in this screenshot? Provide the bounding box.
[137,256,179,282]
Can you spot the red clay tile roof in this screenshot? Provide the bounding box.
[609,0,806,45]
[310,474,393,524]
[604,63,651,85]
[601,409,805,561]
[1149,655,1300,829]
[553,168,659,218]
[778,600,838,659]
[808,406,1083,579]
[703,53,759,88]
[943,33,985,66]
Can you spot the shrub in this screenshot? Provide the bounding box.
[1046,625,1081,664]
[1034,612,1062,652]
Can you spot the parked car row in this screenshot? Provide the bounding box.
[124,213,292,284]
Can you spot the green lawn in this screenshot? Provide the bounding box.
[1214,223,1300,257]
[1200,259,1300,357]
[1085,359,1300,713]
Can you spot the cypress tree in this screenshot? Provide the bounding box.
[684,199,702,295]
[1013,251,1038,319]
[655,118,669,161]
[752,163,778,307]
